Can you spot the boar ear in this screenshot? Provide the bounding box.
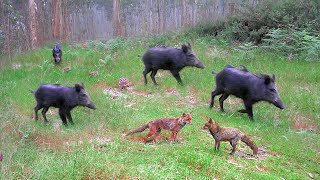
[182,44,188,53]
[81,82,85,87]
[75,84,82,92]
[264,75,271,85]
[272,74,276,81]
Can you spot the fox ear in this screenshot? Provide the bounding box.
[182,113,186,116]
[208,118,213,123]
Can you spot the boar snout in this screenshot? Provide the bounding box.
[87,103,97,110]
[274,99,285,109]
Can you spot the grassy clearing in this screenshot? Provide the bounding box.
[0,34,319,179]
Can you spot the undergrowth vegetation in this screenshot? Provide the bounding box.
[0,31,319,179]
[189,0,320,61]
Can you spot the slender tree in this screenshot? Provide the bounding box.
[52,0,61,40]
[113,0,122,37]
[29,0,37,49]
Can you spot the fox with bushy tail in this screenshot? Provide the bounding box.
[203,118,258,155]
[124,112,192,143]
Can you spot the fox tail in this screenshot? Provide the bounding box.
[241,134,258,155]
[124,123,149,136]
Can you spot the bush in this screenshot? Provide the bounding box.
[262,27,320,61]
[190,0,320,46]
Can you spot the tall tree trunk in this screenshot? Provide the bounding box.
[156,0,161,33]
[62,0,69,42]
[181,0,186,27]
[52,0,61,40]
[112,0,122,37]
[29,0,37,49]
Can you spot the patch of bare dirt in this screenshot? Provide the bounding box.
[103,87,127,99]
[177,95,203,108]
[12,63,22,70]
[89,136,112,150]
[33,133,112,152]
[290,113,319,132]
[122,134,185,144]
[165,88,180,96]
[235,145,280,160]
[34,133,71,151]
[88,71,98,76]
[101,78,153,98]
[130,89,153,96]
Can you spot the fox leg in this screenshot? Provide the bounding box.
[214,140,220,151]
[171,131,178,142]
[144,127,157,144]
[152,128,161,142]
[230,138,239,154]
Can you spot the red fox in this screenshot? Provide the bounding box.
[124,112,192,143]
[203,118,258,155]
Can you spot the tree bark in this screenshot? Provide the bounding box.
[113,0,122,37]
[29,0,37,49]
[52,0,61,40]
[62,0,69,42]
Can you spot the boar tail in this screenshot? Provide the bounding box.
[137,55,143,58]
[212,71,218,75]
[30,89,36,94]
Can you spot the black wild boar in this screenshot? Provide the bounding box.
[141,43,204,85]
[52,45,62,63]
[210,65,285,120]
[32,84,96,126]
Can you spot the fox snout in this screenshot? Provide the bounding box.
[201,125,208,130]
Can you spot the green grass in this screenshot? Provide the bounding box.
[0,35,319,179]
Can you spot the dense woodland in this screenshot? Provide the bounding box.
[0,0,260,56]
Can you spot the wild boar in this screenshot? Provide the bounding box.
[52,45,62,64]
[32,83,96,126]
[142,43,204,85]
[210,65,285,120]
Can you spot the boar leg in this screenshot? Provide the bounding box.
[34,104,44,121]
[210,89,222,108]
[143,67,152,85]
[238,109,247,113]
[41,106,49,123]
[58,109,68,126]
[170,70,183,85]
[244,101,254,120]
[219,94,229,112]
[150,69,158,85]
[66,111,74,125]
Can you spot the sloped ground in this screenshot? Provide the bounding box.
[0,40,319,179]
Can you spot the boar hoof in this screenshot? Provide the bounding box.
[238,109,247,113]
